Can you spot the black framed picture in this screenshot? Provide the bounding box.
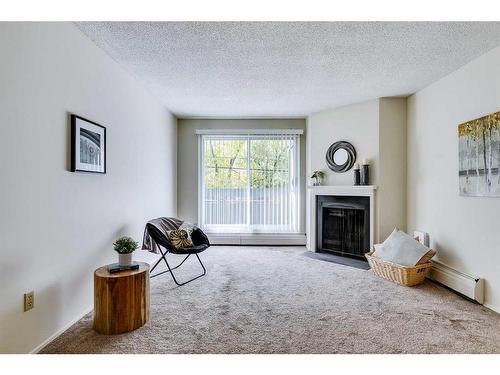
[71,114,106,174]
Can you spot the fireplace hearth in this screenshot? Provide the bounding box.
[316,195,370,260]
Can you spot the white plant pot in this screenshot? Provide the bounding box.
[118,253,133,266]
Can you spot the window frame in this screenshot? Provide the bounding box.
[197,129,302,234]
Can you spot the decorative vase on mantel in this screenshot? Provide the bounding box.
[360,159,370,185]
[311,170,325,186]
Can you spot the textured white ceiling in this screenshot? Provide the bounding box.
[76,22,500,117]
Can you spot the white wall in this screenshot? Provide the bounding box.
[306,99,407,243]
[407,45,500,312]
[0,23,177,353]
[177,118,307,233]
[307,100,380,187]
[379,98,407,240]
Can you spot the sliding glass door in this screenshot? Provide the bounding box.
[199,131,300,234]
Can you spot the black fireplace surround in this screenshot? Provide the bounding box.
[316,195,370,260]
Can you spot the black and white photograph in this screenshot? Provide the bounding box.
[71,114,106,173]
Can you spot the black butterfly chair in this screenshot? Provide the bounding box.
[146,219,210,286]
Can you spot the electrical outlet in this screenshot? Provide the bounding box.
[24,291,34,312]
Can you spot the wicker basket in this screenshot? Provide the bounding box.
[365,252,432,286]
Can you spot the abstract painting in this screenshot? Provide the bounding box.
[458,111,500,196]
[71,114,106,173]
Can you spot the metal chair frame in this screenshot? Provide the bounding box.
[150,246,207,286]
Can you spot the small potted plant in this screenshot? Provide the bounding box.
[113,236,139,266]
[311,170,325,186]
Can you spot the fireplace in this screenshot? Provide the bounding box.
[316,195,370,260]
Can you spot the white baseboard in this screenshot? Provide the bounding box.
[207,233,306,246]
[483,302,500,314]
[30,305,93,354]
[429,260,484,304]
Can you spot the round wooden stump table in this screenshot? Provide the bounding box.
[93,262,150,335]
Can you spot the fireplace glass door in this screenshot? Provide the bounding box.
[316,195,370,259]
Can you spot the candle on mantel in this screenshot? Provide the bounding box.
[353,163,361,185]
[362,158,370,165]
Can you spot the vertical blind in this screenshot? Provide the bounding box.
[198,130,301,233]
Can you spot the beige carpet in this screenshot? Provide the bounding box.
[41,246,499,354]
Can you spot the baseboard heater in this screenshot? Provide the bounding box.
[429,260,484,304]
[207,233,306,246]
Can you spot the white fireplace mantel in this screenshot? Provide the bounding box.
[306,185,378,252]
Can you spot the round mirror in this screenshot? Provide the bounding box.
[333,148,348,165]
[326,141,356,173]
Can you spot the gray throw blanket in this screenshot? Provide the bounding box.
[142,217,184,253]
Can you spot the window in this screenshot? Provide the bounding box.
[198,130,301,234]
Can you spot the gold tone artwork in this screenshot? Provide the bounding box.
[458,111,500,196]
